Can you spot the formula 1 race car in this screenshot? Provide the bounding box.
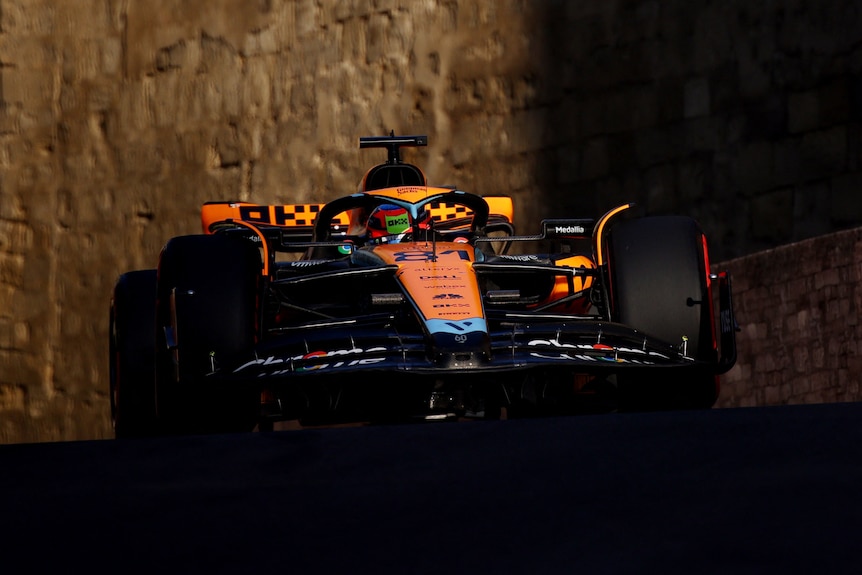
[109,133,737,437]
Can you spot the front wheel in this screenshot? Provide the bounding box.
[607,216,718,411]
[155,234,261,434]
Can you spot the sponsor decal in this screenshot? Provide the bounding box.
[258,357,387,377]
[433,293,464,300]
[528,351,649,364]
[433,303,471,308]
[395,186,426,195]
[386,216,409,229]
[527,338,671,361]
[499,254,540,262]
[555,225,585,234]
[294,357,386,374]
[233,346,387,375]
[419,275,462,280]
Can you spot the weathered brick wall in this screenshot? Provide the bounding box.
[716,228,862,408]
[0,0,860,442]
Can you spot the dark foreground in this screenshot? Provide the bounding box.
[2,402,861,574]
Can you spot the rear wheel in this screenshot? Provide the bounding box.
[607,216,718,411]
[109,270,159,438]
[155,234,261,434]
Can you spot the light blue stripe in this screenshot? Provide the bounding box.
[425,318,488,335]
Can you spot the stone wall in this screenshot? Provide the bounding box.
[0,0,860,443]
[715,228,862,408]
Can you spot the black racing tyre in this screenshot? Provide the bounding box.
[155,234,261,434]
[109,270,159,438]
[607,216,718,411]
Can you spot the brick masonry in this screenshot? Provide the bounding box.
[0,1,860,442]
[715,228,862,408]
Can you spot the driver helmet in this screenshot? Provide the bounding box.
[367,203,411,243]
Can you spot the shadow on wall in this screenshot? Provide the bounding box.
[538,1,862,263]
[537,2,862,406]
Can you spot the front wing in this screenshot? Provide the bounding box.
[224,317,703,381]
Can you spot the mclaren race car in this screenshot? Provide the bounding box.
[109,134,737,436]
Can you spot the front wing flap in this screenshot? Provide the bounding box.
[223,319,704,381]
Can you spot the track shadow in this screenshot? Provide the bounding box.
[1,403,861,574]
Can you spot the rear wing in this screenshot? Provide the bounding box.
[201,196,514,238]
[201,202,344,232]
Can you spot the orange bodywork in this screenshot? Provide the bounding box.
[542,254,595,314]
[201,202,344,233]
[371,242,483,323]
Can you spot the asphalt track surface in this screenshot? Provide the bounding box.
[2,402,861,574]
